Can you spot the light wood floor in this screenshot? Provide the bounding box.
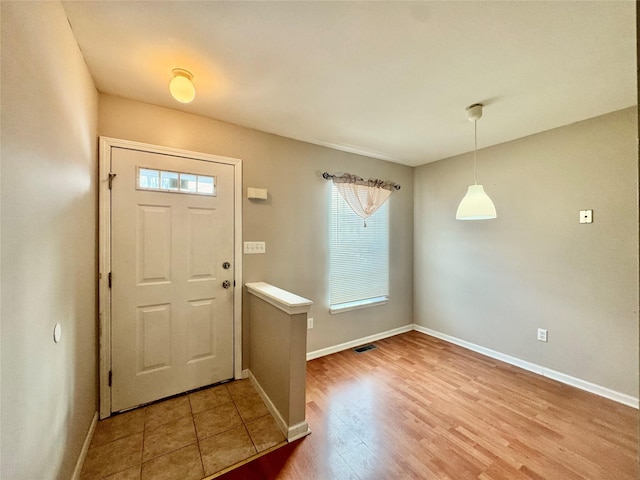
[220,330,638,480]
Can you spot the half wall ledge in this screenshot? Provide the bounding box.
[245,281,313,315]
[245,282,313,442]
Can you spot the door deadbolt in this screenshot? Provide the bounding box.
[222,280,231,289]
[222,262,231,269]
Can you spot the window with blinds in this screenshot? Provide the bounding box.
[328,184,389,313]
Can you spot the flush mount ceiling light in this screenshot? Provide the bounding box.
[169,68,195,103]
[455,103,497,220]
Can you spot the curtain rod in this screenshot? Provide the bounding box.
[322,172,401,190]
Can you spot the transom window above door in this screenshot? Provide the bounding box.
[137,167,216,196]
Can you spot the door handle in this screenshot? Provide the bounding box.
[222,280,231,289]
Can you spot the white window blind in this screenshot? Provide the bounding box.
[328,184,389,312]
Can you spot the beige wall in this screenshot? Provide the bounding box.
[1,2,99,479]
[414,107,639,397]
[98,94,415,362]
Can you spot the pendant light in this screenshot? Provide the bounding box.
[456,103,497,220]
[169,68,196,104]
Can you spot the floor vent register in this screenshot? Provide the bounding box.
[353,344,377,354]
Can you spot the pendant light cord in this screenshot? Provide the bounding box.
[473,119,478,185]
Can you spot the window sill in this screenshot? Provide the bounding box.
[329,296,388,315]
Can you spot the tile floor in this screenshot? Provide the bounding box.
[80,379,287,480]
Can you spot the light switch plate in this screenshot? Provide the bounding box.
[244,241,266,254]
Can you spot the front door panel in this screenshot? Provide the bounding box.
[110,147,234,412]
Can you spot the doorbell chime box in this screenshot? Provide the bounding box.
[247,187,268,200]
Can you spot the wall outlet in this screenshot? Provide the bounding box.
[307,317,314,329]
[537,328,548,342]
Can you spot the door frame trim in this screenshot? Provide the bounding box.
[98,136,243,418]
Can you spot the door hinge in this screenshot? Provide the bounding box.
[108,272,112,288]
[108,370,112,387]
[108,172,117,189]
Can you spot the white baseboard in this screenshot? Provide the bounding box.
[286,421,312,442]
[306,324,414,361]
[247,370,311,442]
[414,325,639,409]
[71,411,98,480]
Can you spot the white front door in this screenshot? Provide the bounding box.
[110,146,235,412]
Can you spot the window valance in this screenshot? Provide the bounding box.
[322,172,399,226]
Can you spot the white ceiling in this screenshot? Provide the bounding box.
[62,1,636,167]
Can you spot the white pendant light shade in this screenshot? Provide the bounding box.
[169,68,195,103]
[456,184,497,220]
